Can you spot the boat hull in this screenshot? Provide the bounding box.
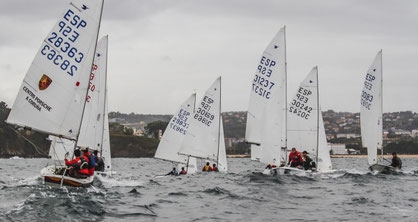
[263,166,312,175]
[369,164,400,174]
[40,165,94,187]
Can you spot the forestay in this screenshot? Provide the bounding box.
[6,0,104,140]
[245,27,287,165]
[360,50,383,166]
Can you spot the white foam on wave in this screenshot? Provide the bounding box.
[95,174,145,188]
[17,175,40,186]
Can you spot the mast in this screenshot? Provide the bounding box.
[315,66,320,164]
[74,0,105,149]
[378,50,383,162]
[217,76,222,167]
[283,26,288,164]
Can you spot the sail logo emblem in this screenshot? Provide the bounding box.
[38,74,52,90]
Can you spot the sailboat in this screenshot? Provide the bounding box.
[178,77,228,172]
[6,0,104,187]
[245,26,287,168]
[47,35,112,177]
[360,50,394,173]
[284,67,333,174]
[154,94,198,174]
[77,35,112,175]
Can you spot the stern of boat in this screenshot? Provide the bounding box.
[40,165,94,187]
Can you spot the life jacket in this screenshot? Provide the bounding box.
[203,165,211,171]
[85,152,96,168]
[78,156,88,169]
[76,157,90,175]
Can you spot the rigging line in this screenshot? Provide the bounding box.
[8,125,48,156]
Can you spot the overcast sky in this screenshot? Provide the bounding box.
[1,0,418,114]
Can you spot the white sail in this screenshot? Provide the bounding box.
[154,93,198,173]
[47,35,110,171]
[245,27,287,165]
[317,112,333,171]
[287,67,332,172]
[6,0,104,141]
[48,135,74,161]
[77,35,108,149]
[360,50,383,166]
[95,36,111,173]
[178,77,227,170]
[250,145,261,161]
[101,94,112,172]
[217,117,228,172]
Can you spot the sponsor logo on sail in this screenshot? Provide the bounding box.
[38,74,52,90]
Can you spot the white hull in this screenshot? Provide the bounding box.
[263,166,312,176]
[369,164,400,174]
[40,165,94,187]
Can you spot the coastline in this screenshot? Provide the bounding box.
[331,154,418,158]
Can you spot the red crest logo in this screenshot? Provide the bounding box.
[38,74,52,90]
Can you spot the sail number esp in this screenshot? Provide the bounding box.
[289,87,313,120]
[361,73,376,110]
[252,56,276,99]
[170,108,191,135]
[40,9,88,76]
[194,96,215,126]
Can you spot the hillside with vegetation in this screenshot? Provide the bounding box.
[2,100,418,158]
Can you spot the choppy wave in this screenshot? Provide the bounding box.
[1,158,418,221]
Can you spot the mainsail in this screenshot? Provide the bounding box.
[154,93,198,173]
[287,67,332,171]
[245,26,287,165]
[360,50,383,166]
[6,0,104,141]
[178,77,228,172]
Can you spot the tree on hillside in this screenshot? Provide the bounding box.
[109,122,133,135]
[145,121,168,139]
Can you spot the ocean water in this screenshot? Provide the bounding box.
[1,157,418,222]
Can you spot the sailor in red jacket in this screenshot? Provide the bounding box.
[288,147,303,168]
[81,147,95,176]
[64,149,89,178]
[179,167,187,175]
[212,163,219,172]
